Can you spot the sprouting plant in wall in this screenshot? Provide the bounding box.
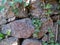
[0,33,5,40]
[42,28,60,45]
[44,3,52,9]
[0,6,5,13]
[0,0,7,12]
[0,0,30,15]
[32,18,42,38]
[57,20,60,25]
[45,9,52,16]
[0,29,11,40]
[44,3,52,17]
[57,5,60,10]
[57,0,60,10]
[59,0,60,3]
[41,2,53,17]
[6,29,11,36]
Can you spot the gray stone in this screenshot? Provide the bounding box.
[1,18,34,38]
[30,0,44,18]
[40,18,53,33]
[5,8,15,22]
[0,2,10,25]
[6,8,15,19]
[22,39,42,45]
[15,5,28,18]
[17,8,28,18]
[42,35,48,42]
[7,17,15,22]
[38,18,53,38]
[53,23,58,41]
[0,37,18,45]
[0,15,7,25]
[30,0,59,18]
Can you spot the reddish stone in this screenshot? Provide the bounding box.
[38,18,53,38]
[2,18,34,38]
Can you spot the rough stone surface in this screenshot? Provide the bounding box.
[0,2,10,25]
[38,18,53,38]
[1,18,53,39]
[0,37,18,45]
[6,8,15,22]
[42,35,48,42]
[53,22,58,41]
[58,25,60,43]
[15,7,28,18]
[7,17,15,22]
[47,0,59,15]
[30,0,44,18]
[1,18,34,38]
[30,0,59,18]
[51,15,59,22]
[38,31,45,39]
[0,15,7,25]
[40,18,53,33]
[0,0,2,6]
[22,39,42,45]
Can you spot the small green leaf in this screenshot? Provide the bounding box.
[0,33,5,40]
[12,7,19,15]
[59,0,60,3]
[33,33,38,38]
[57,20,60,25]
[6,29,11,36]
[45,3,52,9]
[45,10,52,15]
[55,43,59,45]
[9,1,15,6]
[0,6,5,11]
[1,0,7,5]
[24,2,29,7]
[48,28,52,32]
[42,42,48,45]
[50,39,54,43]
[18,0,22,3]
[14,0,23,3]
[34,29,40,32]
[50,43,54,45]
[49,33,54,38]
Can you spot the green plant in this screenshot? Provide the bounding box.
[57,5,60,10]
[0,6,5,13]
[0,0,7,12]
[59,0,60,3]
[42,28,60,45]
[41,3,53,17]
[1,0,7,5]
[32,18,42,38]
[0,33,5,40]
[44,3,52,9]
[57,20,60,25]
[45,10,52,16]
[44,3,52,17]
[6,29,11,36]
[0,0,30,15]
[0,29,11,40]
[11,7,19,15]
[0,0,30,40]
[57,0,60,10]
